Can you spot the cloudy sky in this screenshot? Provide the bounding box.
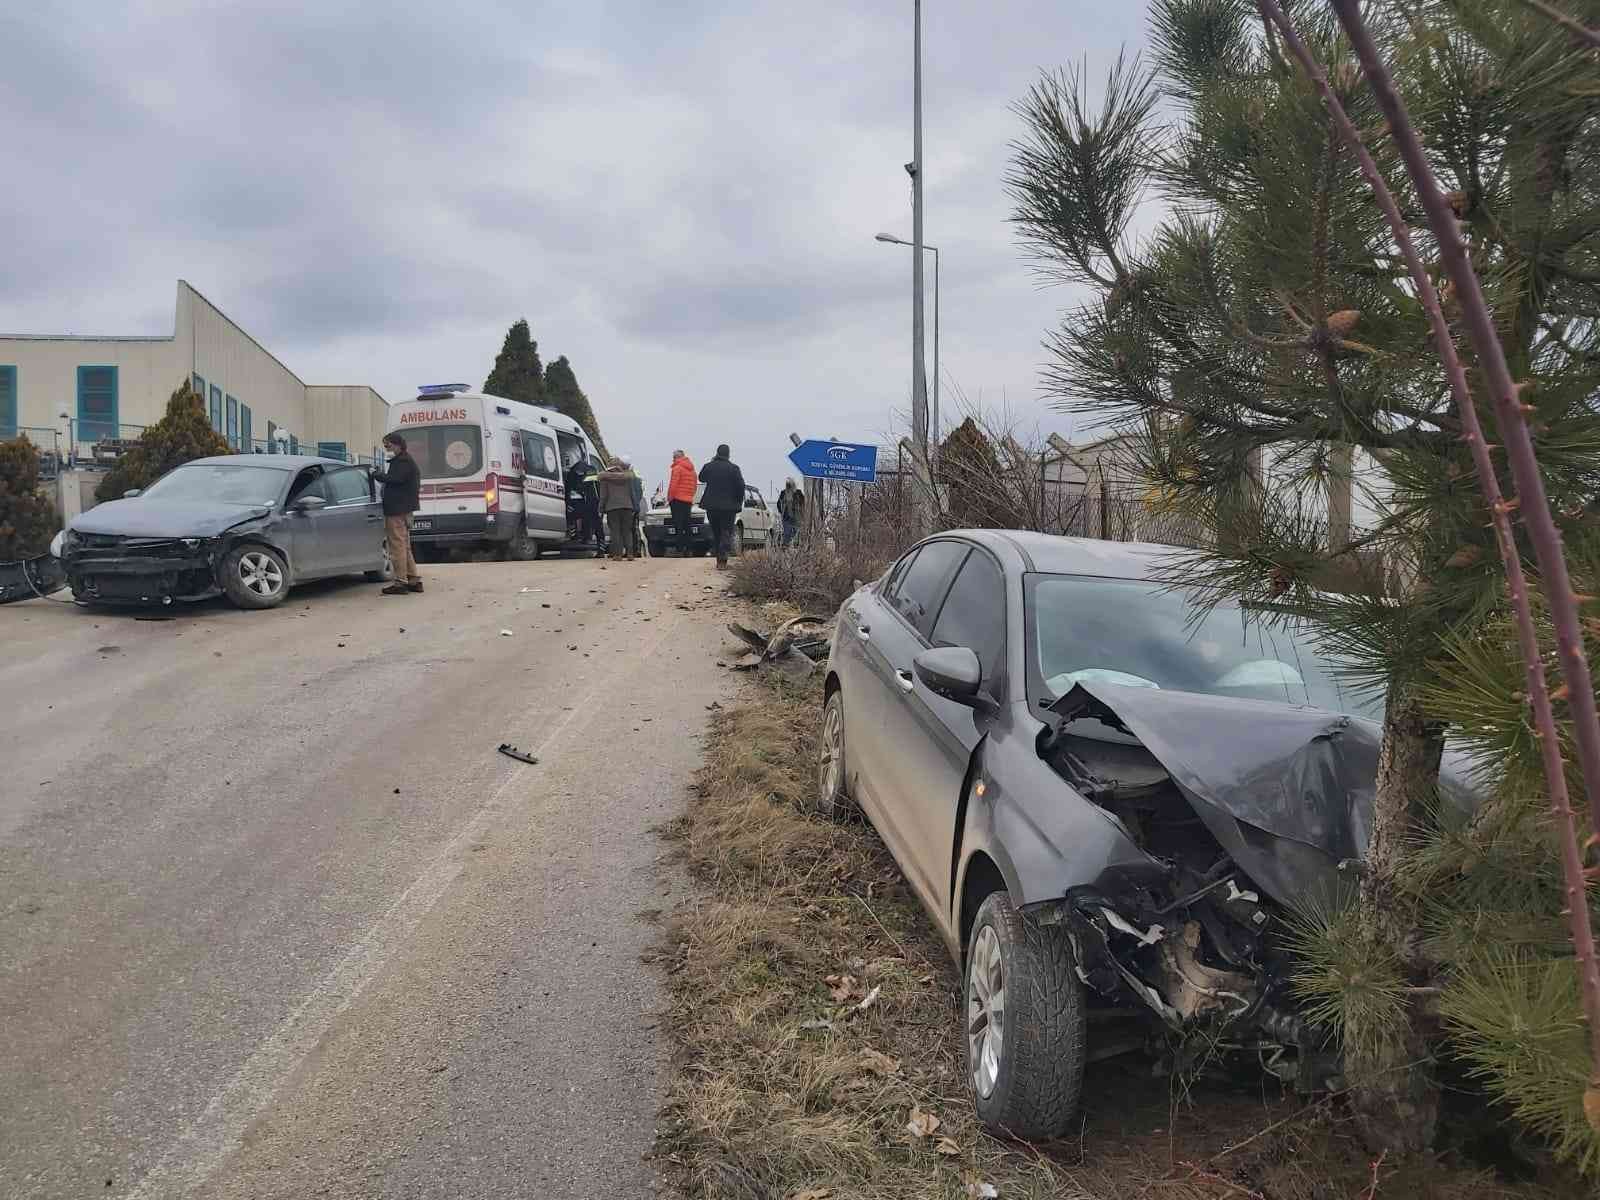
[2,1,1152,494]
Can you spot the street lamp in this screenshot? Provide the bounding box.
[875,232,941,449]
[58,410,74,467]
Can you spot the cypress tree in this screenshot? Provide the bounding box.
[543,355,609,459]
[483,319,545,407]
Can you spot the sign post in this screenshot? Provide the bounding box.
[786,440,879,483]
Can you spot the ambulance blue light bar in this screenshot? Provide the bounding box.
[416,383,471,396]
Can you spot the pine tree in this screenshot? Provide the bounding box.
[483,319,545,407]
[1008,0,1600,1159]
[95,381,232,502]
[543,355,609,459]
[0,437,59,560]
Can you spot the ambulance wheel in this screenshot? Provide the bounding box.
[506,527,537,561]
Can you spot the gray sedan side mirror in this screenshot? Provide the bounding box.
[290,495,327,512]
[914,646,983,705]
[123,488,142,499]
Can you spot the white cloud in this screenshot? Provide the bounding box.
[2,0,1154,492]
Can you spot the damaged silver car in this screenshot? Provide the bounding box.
[819,531,1472,1141]
[49,455,392,609]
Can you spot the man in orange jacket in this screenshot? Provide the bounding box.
[667,449,697,557]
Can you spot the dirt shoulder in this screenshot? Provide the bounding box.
[650,627,1588,1200]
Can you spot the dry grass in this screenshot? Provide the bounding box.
[650,661,1590,1200]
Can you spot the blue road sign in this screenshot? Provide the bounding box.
[787,439,878,482]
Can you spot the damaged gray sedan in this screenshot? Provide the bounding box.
[51,455,392,609]
[819,532,1463,1141]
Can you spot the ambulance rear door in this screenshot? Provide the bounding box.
[520,427,567,543]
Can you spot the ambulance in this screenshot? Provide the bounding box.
[384,384,604,560]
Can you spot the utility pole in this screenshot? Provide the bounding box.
[907,0,933,534]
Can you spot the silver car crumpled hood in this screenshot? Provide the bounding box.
[1045,679,1478,909]
[69,499,273,541]
[1033,679,1481,1087]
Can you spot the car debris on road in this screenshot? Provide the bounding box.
[723,616,831,673]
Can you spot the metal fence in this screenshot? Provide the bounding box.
[6,423,371,468]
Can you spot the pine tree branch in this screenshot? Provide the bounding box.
[1325,0,1600,1108]
[1518,0,1600,51]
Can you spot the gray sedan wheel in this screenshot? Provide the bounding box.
[364,540,394,582]
[221,545,289,610]
[964,890,1085,1141]
[814,690,857,821]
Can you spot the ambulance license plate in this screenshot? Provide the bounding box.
[411,519,432,531]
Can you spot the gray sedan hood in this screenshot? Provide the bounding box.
[1051,680,1478,906]
[71,499,272,539]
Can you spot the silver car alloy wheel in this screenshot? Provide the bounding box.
[819,698,844,806]
[967,924,1006,1099]
[238,551,284,598]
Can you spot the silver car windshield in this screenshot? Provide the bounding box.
[1032,574,1380,719]
[141,464,289,506]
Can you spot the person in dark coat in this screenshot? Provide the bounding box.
[368,433,423,594]
[565,453,605,552]
[697,443,746,568]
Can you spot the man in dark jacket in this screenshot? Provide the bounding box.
[697,443,746,568]
[565,453,606,552]
[368,433,423,594]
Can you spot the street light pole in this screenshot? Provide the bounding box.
[910,0,928,462]
[875,233,941,448]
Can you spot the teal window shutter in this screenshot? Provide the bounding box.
[192,373,205,403]
[209,385,223,431]
[241,404,253,452]
[0,367,15,439]
[317,440,348,462]
[77,366,118,442]
[289,434,299,455]
[225,395,238,449]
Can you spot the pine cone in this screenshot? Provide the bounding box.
[1325,309,1361,336]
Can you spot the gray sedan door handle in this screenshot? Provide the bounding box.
[857,624,871,640]
[366,514,382,523]
[895,669,915,692]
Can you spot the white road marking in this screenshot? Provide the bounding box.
[125,602,681,1199]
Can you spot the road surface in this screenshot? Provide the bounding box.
[0,557,738,1199]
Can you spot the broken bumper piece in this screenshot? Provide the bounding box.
[0,553,68,605]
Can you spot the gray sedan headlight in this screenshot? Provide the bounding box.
[49,530,66,558]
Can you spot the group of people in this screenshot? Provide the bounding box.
[369,432,773,590]
[565,443,750,568]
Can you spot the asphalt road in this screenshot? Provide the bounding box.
[0,556,739,1199]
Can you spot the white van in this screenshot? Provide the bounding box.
[385,384,603,560]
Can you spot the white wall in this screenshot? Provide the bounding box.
[1,281,388,462]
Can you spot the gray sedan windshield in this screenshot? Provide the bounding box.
[141,464,289,506]
[1031,574,1379,719]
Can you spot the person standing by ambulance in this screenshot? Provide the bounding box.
[597,458,639,561]
[667,449,697,557]
[698,443,746,569]
[369,432,423,594]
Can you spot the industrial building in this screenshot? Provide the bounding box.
[0,280,390,466]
